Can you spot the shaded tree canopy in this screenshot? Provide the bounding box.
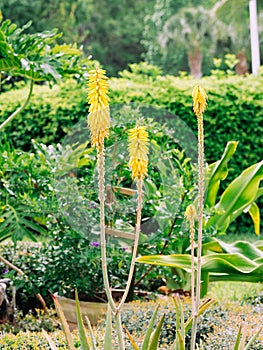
[0,0,155,76]
[0,0,262,76]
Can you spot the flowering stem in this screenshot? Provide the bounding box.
[116,179,143,313]
[98,146,116,313]
[191,114,204,349]
[190,218,196,311]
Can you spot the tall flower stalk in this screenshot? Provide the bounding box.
[185,204,197,328]
[191,84,208,349]
[87,68,116,314]
[87,70,149,348]
[116,125,149,313]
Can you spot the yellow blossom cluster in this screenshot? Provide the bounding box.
[87,68,110,147]
[128,125,149,179]
[192,84,208,117]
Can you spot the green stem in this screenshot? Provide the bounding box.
[116,178,143,313]
[98,146,116,313]
[191,114,204,350]
[0,79,34,131]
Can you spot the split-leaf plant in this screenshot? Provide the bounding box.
[0,13,82,131]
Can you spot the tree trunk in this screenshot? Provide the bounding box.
[188,48,202,78]
[235,51,249,75]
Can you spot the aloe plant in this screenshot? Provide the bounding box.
[47,292,167,350]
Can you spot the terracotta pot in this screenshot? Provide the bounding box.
[56,295,107,329]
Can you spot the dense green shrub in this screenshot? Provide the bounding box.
[1,69,262,233]
[0,237,170,313]
[1,70,262,181]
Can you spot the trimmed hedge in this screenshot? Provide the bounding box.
[1,73,262,174]
[1,71,262,233]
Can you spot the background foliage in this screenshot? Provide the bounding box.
[1,0,263,76]
[1,68,262,232]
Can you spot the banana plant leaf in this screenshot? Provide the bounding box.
[205,141,238,207]
[206,160,263,234]
[137,239,263,296]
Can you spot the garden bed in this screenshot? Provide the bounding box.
[1,282,263,349]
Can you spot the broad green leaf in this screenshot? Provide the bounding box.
[50,293,76,350]
[206,161,263,234]
[141,304,160,350]
[75,290,90,350]
[103,304,113,350]
[137,254,192,272]
[138,238,263,289]
[205,141,238,207]
[148,314,165,350]
[255,187,263,201]
[248,202,260,236]
[203,239,263,260]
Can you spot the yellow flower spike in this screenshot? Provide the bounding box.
[192,84,208,117]
[87,68,110,147]
[185,204,197,223]
[128,125,149,180]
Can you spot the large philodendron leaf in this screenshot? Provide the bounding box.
[202,239,263,260]
[137,254,192,271]
[205,141,238,207]
[206,160,263,234]
[137,239,263,296]
[0,17,82,82]
[0,203,46,243]
[138,253,263,280]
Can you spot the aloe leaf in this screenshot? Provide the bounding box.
[205,141,238,207]
[173,297,180,338]
[248,202,260,236]
[42,329,59,350]
[173,296,185,342]
[75,290,90,350]
[148,314,165,350]
[141,304,160,350]
[185,298,215,334]
[85,316,97,350]
[244,327,262,350]
[123,325,140,350]
[233,326,242,350]
[103,304,113,350]
[50,292,76,350]
[176,330,185,350]
[206,161,263,234]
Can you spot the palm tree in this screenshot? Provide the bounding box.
[214,0,261,74]
[158,6,228,78]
